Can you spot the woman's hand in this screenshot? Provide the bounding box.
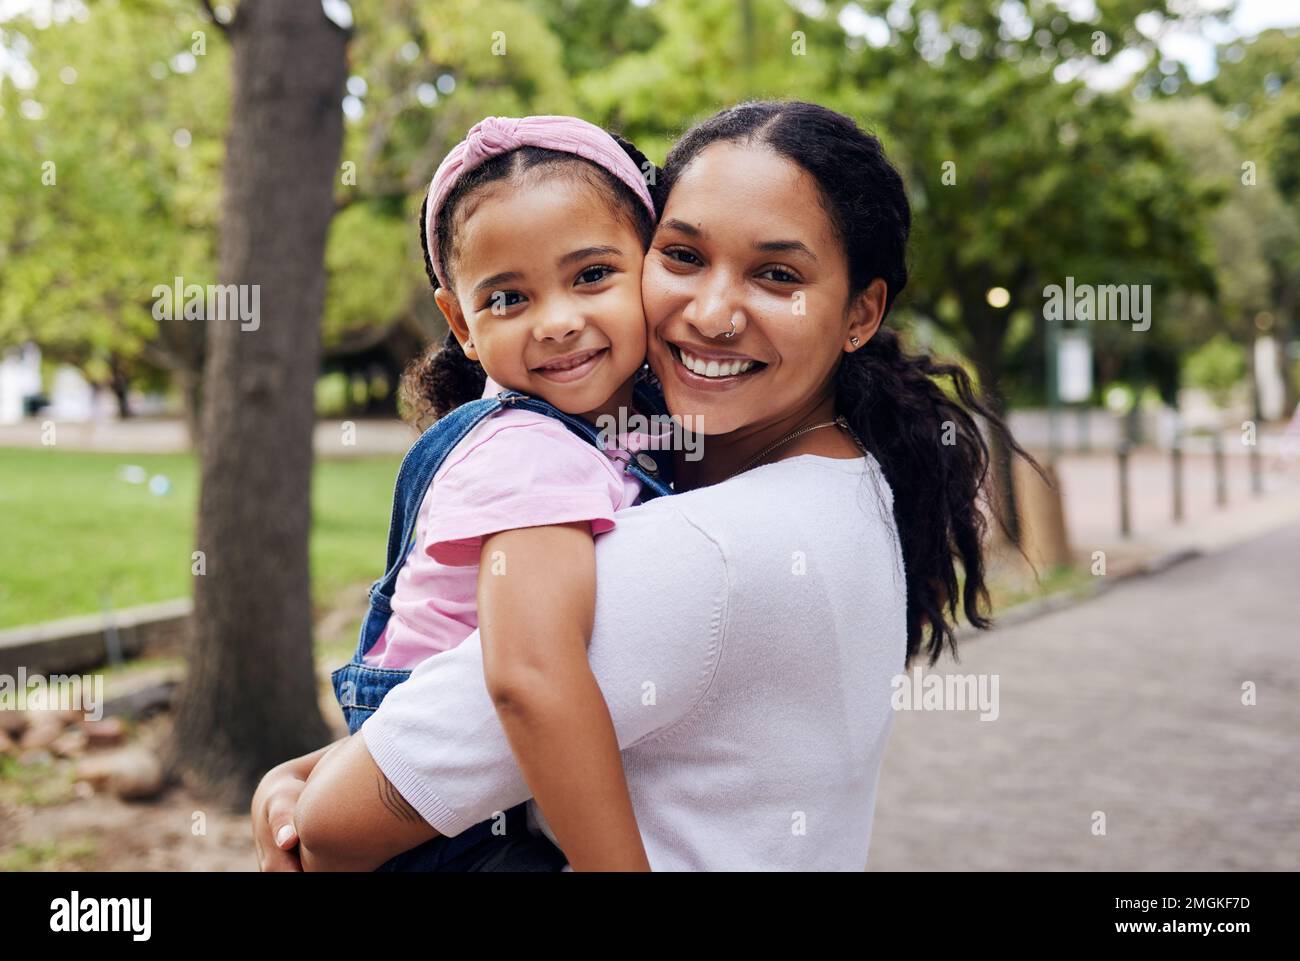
[251,740,344,871]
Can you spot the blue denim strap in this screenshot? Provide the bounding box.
[632,374,677,495]
[375,397,505,599]
[499,391,675,499]
[373,386,674,605]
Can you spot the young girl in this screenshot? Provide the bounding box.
[320,115,670,872]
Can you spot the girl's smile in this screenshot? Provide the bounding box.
[530,345,611,383]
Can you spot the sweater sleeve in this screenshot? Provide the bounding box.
[361,500,727,837]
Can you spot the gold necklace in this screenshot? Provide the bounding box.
[726,415,862,481]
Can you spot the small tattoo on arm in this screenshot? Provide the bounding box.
[376,775,423,824]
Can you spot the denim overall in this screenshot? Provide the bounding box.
[331,380,674,871]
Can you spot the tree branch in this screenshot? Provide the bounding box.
[197,0,230,37]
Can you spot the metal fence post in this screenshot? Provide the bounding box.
[1171,436,1184,523]
[1213,433,1227,508]
[1250,434,1263,496]
[1118,441,1132,538]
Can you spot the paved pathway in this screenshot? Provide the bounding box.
[867,521,1300,871]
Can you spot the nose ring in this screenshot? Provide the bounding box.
[715,317,737,339]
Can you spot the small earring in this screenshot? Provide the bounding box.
[849,336,860,348]
[464,338,474,349]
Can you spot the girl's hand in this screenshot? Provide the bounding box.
[251,740,344,871]
[252,765,306,871]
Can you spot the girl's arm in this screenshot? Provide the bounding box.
[286,504,726,867]
[477,521,650,872]
[293,523,649,872]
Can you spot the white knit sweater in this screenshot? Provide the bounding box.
[363,453,908,870]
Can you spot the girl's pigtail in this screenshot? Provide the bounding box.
[400,196,487,428]
[609,132,665,215]
[399,328,487,429]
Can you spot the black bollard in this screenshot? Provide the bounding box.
[1172,439,1184,523]
[1118,441,1132,538]
[1213,433,1227,508]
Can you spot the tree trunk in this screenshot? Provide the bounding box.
[177,366,204,450]
[1277,275,1298,415]
[966,309,1021,546]
[159,313,207,448]
[168,0,347,806]
[981,379,1022,546]
[143,312,206,446]
[109,371,132,419]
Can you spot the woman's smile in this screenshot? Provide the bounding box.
[667,342,766,390]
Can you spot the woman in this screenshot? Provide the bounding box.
[252,100,1023,871]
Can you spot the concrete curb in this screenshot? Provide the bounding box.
[0,599,191,677]
[957,546,1204,640]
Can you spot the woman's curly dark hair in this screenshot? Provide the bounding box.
[400,134,659,428]
[660,101,1038,666]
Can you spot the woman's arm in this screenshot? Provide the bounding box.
[293,501,726,863]
[478,522,650,871]
[294,733,440,871]
[250,737,346,871]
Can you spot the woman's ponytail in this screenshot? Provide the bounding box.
[837,328,1025,665]
[397,195,488,429]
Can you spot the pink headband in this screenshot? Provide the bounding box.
[423,115,656,290]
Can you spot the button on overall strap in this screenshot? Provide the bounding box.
[500,390,675,499]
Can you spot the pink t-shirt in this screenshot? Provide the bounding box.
[362,386,668,669]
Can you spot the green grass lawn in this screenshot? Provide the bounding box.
[0,447,398,630]
[0,445,1089,632]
